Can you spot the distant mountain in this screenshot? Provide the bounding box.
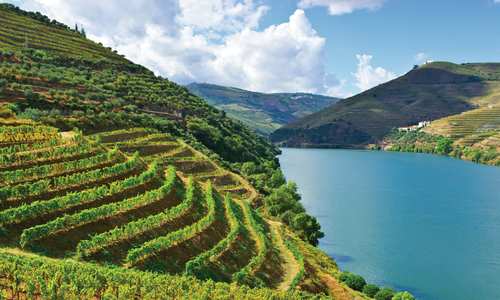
[186,83,339,135]
[271,62,500,148]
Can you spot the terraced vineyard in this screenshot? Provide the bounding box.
[424,105,500,148]
[0,3,406,299]
[0,123,363,299]
[386,81,500,166]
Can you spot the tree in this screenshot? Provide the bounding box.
[291,213,324,246]
[339,272,366,292]
[392,291,415,300]
[435,137,453,155]
[363,284,380,297]
[375,287,395,300]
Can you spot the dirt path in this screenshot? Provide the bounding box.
[321,273,366,300]
[268,220,300,291]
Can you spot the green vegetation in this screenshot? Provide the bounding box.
[283,233,305,290]
[0,250,307,299]
[385,129,499,166]
[185,194,241,279]
[0,147,117,184]
[375,288,396,300]
[232,201,269,288]
[20,166,177,249]
[125,182,219,266]
[339,271,367,291]
[0,159,152,227]
[0,4,416,299]
[339,270,414,300]
[272,61,500,151]
[187,83,338,135]
[363,284,381,298]
[264,182,324,246]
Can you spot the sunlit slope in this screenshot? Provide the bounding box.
[0,4,128,64]
[271,62,500,148]
[0,3,379,298]
[0,3,277,165]
[0,123,367,298]
[423,82,500,150]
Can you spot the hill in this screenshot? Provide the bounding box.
[187,83,339,135]
[0,3,414,299]
[271,62,500,151]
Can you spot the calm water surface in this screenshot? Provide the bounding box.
[279,149,500,300]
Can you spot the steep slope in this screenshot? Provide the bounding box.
[187,83,339,135]
[0,4,387,299]
[271,62,500,148]
[0,4,277,166]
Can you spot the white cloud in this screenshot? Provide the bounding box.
[354,54,396,91]
[415,52,428,62]
[298,0,385,15]
[13,0,345,96]
[176,0,269,34]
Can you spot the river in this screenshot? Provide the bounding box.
[279,148,500,300]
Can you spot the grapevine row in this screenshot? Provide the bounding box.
[232,201,269,287]
[0,161,158,227]
[185,194,242,278]
[0,125,59,144]
[125,182,218,266]
[0,251,301,299]
[76,174,192,259]
[19,166,178,248]
[283,230,305,290]
[0,137,61,156]
[0,152,138,203]
[0,147,118,185]
[0,135,91,167]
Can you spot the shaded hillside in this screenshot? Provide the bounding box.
[187,83,339,135]
[271,62,500,148]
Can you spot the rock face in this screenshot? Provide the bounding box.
[271,62,500,148]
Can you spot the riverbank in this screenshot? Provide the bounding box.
[279,148,500,300]
[380,130,499,167]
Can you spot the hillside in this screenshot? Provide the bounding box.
[271,62,500,150]
[0,3,412,299]
[187,83,339,135]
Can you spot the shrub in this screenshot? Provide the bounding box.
[392,291,415,300]
[375,287,395,300]
[339,271,366,291]
[363,284,380,297]
[435,137,453,154]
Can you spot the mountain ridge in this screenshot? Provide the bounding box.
[187,82,339,135]
[271,61,500,148]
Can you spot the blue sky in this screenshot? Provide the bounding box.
[262,0,500,84]
[5,0,500,97]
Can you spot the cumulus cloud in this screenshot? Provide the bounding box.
[298,0,385,15]
[9,0,346,96]
[354,54,396,91]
